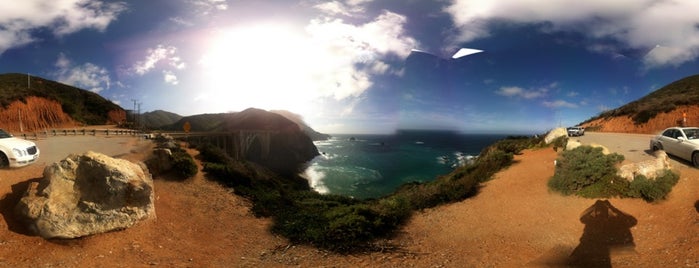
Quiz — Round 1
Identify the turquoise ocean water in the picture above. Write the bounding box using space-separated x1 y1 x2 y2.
303 131 509 199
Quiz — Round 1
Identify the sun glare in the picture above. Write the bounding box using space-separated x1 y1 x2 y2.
199 24 320 115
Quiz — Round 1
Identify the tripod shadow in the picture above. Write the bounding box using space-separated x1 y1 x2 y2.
568 200 637 267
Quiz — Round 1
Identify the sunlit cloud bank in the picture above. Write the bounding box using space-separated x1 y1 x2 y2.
445 0 699 69
197 10 417 114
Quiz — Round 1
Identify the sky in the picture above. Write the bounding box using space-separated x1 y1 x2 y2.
1 0 699 134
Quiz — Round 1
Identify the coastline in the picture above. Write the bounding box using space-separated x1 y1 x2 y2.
0 141 696 266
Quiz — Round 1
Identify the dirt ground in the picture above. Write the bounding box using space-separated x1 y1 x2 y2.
0 140 697 267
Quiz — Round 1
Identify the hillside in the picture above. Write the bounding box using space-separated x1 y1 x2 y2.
0 73 126 132
581 74 699 133
271 110 331 140
162 108 330 141
140 110 183 129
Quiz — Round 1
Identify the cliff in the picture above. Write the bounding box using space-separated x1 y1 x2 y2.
271 110 331 141
580 74 699 134
216 108 320 174
168 108 320 174
0 73 126 132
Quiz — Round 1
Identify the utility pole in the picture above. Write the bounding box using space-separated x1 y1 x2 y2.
137 102 142 130
27 73 30 89
131 99 138 129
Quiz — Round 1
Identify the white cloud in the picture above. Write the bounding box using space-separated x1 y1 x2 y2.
132 45 185 75
163 70 179 85
0 0 126 55
445 0 699 68
543 100 578 108
53 53 111 93
304 11 418 99
188 0 228 15
495 86 547 99
314 0 372 17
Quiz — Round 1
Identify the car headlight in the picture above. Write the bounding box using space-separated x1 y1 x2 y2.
12 148 27 157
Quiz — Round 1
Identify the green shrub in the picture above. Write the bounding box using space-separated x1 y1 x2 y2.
171 151 198 179
628 171 679 202
549 145 680 201
548 146 624 195
550 135 568 151
576 174 630 198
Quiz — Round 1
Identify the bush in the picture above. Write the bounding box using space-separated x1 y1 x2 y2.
171 151 198 179
628 171 679 202
549 145 680 201
550 135 568 151
548 146 624 195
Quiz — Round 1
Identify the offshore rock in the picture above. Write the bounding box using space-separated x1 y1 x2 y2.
15 151 155 239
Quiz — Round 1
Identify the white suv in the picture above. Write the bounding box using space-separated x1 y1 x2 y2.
0 129 40 168
567 127 585 137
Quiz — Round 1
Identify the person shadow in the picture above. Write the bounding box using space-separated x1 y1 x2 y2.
567 200 637 267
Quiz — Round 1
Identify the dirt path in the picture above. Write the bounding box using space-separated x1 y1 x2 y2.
0 140 697 267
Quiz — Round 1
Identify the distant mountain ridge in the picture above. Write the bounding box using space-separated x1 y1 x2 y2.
0 73 125 132
581 74 699 133
155 108 330 141
139 110 183 129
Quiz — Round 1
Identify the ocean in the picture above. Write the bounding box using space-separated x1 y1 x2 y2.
302 130 509 199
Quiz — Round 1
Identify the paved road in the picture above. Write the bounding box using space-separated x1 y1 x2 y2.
31 136 151 165
571 132 694 168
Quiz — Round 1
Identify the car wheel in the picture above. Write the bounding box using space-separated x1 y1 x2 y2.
0 153 8 168
693 152 699 168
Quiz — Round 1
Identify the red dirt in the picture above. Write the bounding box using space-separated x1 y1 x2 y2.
1 144 697 267
582 105 699 134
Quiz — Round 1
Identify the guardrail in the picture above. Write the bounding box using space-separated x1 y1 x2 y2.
16 129 143 140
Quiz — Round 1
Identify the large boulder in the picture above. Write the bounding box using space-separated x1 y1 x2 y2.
15 151 155 239
589 143 611 155
566 140 582 151
545 127 568 144
617 150 671 181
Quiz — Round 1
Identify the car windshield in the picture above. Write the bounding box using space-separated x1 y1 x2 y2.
0 129 12 139
683 128 699 139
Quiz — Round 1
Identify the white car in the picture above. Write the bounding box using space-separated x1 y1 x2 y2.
650 127 699 167
0 129 40 168
567 126 585 137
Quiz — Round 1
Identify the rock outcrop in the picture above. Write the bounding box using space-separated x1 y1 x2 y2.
218 108 320 175
0 96 76 132
617 150 671 181
566 140 582 151
15 151 155 239
545 127 568 144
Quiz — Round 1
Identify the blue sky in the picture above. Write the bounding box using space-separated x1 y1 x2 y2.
1 0 699 134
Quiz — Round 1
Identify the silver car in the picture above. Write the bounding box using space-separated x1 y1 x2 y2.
650 127 699 166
